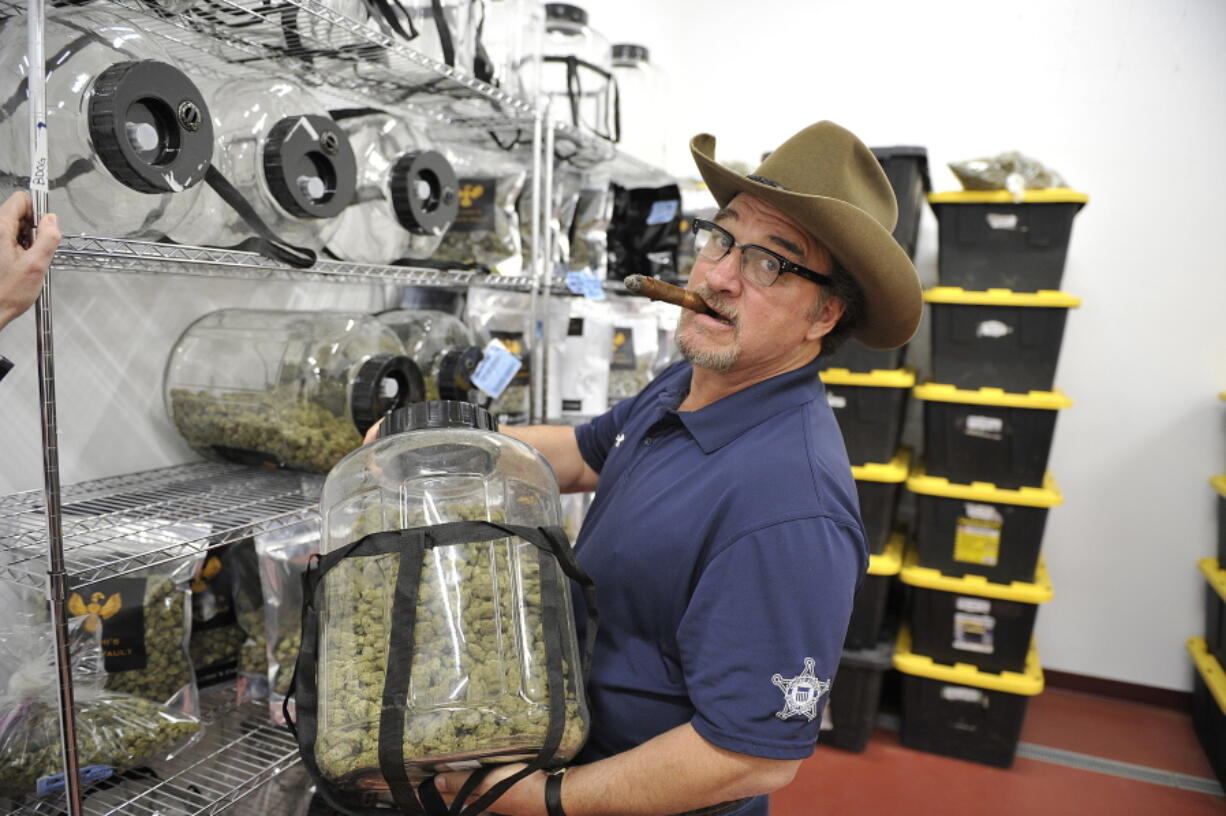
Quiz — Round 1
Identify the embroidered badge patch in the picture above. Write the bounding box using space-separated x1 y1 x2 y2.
772 658 831 721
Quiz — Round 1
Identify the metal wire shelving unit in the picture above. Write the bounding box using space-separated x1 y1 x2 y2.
2 0 675 812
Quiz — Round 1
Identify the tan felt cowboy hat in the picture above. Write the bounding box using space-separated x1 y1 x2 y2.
690 120 922 350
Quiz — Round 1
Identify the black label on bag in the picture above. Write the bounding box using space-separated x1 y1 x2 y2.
450 176 497 233
611 326 636 371
568 317 584 337
68 576 148 673
562 399 583 412
491 330 530 385
191 546 236 631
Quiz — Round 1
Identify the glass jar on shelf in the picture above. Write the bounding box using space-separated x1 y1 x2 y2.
476 0 545 100
376 309 486 403
540 3 614 140
611 43 668 168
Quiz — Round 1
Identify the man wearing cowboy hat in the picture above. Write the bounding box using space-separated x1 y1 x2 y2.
431 120 923 815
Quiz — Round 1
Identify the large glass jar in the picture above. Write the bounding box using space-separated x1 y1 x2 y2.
322 112 457 265
541 4 613 139
611 44 668 168
376 309 485 403
0 9 214 239
478 0 545 100
166 77 357 252
315 400 588 786
165 309 424 473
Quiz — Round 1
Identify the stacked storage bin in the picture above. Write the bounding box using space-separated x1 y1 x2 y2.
895 186 1087 767
817 147 929 752
1191 466 1226 787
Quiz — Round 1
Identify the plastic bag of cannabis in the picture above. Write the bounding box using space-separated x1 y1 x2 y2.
0 616 201 799
433 143 528 275
607 182 683 282
949 151 1068 200
254 512 322 726
465 286 535 425
188 542 246 689
221 539 268 704
519 165 584 273
603 296 660 407
547 297 613 419
569 170 614 278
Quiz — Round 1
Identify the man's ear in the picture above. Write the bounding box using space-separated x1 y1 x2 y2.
805 294 845 342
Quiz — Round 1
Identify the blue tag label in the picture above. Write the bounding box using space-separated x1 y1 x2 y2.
566 270 606 300
37 765 113 796
471 340 523 399
645 199 679 226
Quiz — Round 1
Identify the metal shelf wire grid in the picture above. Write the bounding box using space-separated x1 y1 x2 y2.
0 462 323 591
7 688 302 816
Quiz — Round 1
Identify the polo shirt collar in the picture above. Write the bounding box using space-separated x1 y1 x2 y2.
666 357 824 454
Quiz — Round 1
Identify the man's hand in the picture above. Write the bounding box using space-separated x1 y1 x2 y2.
0 191 60 331
363 416 384 445
435 763 549 816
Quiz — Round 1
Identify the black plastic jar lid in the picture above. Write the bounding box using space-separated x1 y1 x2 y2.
390 150 459 236
545 3 587 25
436 346 485 401
380 400 497 437
263 114 357 219
612 44 649 62
350 354 425 435
88 60 214 194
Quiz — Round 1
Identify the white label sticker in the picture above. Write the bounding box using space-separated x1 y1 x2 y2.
471 339 523 399
985 212 1019 230
964 502 1003 523
953 611 996 654
956 596 992 614
941 686 985 704
976 320 1014 339
826 393 847 409
964 414 1004 441
565 270 606 300
646 199 680 225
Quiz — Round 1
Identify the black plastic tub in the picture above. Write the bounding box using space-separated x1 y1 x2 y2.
845 532 904 650
872 146 930 260
1215 476 1226 566
821 368 915 467
818 341 907 375
823 637 895 753
1190 637 1226 789
1202 558 1226 672
852 448 910 556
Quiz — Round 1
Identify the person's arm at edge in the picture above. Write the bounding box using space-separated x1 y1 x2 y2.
437 720 800 816
0 191 61 332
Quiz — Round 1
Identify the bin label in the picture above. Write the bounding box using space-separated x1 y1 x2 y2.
826 392 847 409
956 596 992 614
940 686 985 704
954 516 1002 566
964 414 1004 441
976 320 1014 339
985 212 1020 231
953 611 996 654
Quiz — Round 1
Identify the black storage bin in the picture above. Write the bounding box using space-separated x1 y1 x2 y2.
845 532 903 650
1189 637 1226 789
821 368 915 467
818 341 907 375
895 626 1043 768
900 548 1052 674
822 637 895 752
853 448 910 555
926 288 1080 393
1201 558 1226 672
1214 476 1226 566
917 383 1071 490
928 189 1088 292
907 463 1061 584
871 146 930 260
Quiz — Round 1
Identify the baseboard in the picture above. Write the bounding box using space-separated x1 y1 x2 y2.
1044 669 1192 712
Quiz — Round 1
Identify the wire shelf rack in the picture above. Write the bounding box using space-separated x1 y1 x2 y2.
0 463 323 591
7 687 302 816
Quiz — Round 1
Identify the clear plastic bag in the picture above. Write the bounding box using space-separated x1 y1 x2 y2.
569 171 614 278
0 616 201 799
433 144 528 275
520 166 584 273
222 539 269 705
465 287 535 424
254 513 322 725
188 543 246 689
603 296 660 407
949 151 1068 199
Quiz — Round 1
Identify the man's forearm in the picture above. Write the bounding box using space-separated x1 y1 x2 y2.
560 723 801 816
501 424 599 494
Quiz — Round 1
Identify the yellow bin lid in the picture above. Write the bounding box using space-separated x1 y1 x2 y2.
913 382 1073 410
1199 558 1226 604
899 547 1054 603
923 287 1082 309
867 531 905 577
852 447 911 483
907 461 1063 508
820 367 917 388
928 189 1089 205
894 625 1044 695
1188 637 1226 716
1212 475 1226 500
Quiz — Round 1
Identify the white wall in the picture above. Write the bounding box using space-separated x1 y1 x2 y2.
0 0 1223 692
585 0 1226 692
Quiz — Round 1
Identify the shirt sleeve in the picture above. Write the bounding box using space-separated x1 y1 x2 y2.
675 516 865 759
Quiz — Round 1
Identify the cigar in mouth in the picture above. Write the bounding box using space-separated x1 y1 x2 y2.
622 275 713 315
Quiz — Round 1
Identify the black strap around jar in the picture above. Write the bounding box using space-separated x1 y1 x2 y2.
286 521 597 816
202 166 317 268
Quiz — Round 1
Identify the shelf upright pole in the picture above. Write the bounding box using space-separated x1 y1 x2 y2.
536 107 556 424
527 101 545 424
27 1 83 813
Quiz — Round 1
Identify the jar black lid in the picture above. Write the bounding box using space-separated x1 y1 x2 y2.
264 114 357 219
381 400 497 436
612 44 649 62
390 150 459 236
436 346 485 401
545 3 587 26
88 60 214 194
351 354 426 435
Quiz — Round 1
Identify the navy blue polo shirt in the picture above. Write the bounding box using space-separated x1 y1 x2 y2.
572 358 867 815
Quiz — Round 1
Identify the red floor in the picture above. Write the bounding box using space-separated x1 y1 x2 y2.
772 688 1224 815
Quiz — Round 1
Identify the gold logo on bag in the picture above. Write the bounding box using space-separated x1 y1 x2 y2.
68 591 123 633
459 183 486 207
191 555 223 593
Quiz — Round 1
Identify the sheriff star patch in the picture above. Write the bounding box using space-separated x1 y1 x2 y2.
772 658 831 721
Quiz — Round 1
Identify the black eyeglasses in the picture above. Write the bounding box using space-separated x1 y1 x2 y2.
690 218 831 288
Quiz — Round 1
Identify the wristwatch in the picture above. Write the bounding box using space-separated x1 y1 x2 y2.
545 767 567 816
